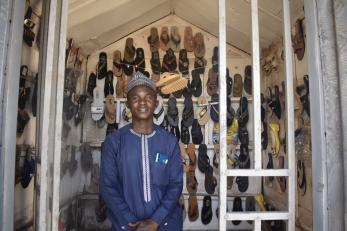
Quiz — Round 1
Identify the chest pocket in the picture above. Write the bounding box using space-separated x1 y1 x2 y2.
151 163 169 186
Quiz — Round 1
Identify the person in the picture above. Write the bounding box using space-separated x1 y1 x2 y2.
100 71 183 231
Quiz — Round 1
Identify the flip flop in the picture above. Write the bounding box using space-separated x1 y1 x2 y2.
277 156 286 192
194 56 207 75
197 96 209 125
266 152 274 184
232 197 243 225
187 143 196 172
198 144 209 173
269 122 280 157
210 93 219 122
153 96 165 125
116 75 126 98
237 96 249 128
245 196 256 224
243 65 252 95
233 74 243 97
186 171 198 195
123 38 135 76
160 26 170 51
238 126 249 145
167 96 179 127
161 48 177 73
207 68 218 96
180 121 190 144
150 51 161 75
204 165 217 194
188 195 199 221
191 70 202 97
147 27 160 52
184 26 194 52
179 49 189 75
292 19 305 61
226 68 233 96
191 119 203 144
236 176 249 193
105 95 116 124
134 47 146 73
212 46 219 72
112 50 123 77
17 109 30 137
104 70 114 97
179 143 190 172
97 52 107 79
170 26 181 52
182 97 194 127
193 32 205 58
87 72 97 97
201 196 213 225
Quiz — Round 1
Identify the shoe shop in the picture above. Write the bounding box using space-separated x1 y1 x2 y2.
1 0 347 231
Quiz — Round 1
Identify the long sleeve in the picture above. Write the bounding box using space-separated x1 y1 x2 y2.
99 135 137 229
151 141 183 225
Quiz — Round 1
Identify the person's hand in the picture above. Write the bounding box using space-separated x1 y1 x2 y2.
128 221 140 230
135 219 159 231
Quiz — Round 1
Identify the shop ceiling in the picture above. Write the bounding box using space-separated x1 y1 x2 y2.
67 0 303 55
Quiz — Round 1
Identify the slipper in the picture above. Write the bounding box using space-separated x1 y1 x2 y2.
277 156 286 192
123 38 135 76
87 72 97 97
244 65 252 95
238 126 249 145
194 56 207 75
207 68 219 96
161 48 177 73
201 196 213 225
237 96 249 128
160 26 170 51
150 51 161 75
191 119 203 144
112 50 123 77
167 96 179 127
237 144 250 169
153 96 165 125
182 97 194 127
105 95 116 124
17 109 30 137
197 96 209 125
74 95 87 126
233 74 243 97
266 152 274 183
268 86 282 119
269 122 280 157
236 176 249 193
179 143 190 172
292 19 305 61
134 47 146 73
80 142 93 173
204 165 217 194
188 195 199 221
187 143 196 172
91 87 104 121
116 75 126 98
179 49 189 75
186 171 198 196
161 77 188 95
191 69 202 97
245 196 256 224
184 26 194 52
147 27 160 52
97 52 107 79
179 194 187 221
182 79 193 99
212 46 219 72
104 70 114 97
198 144 209 173
20 156 35 188
156 72 180 87
232 197 243 225
193 32 205 58
181 121 190 144
226 68 233 96
262 121 268 150
170 26 181 52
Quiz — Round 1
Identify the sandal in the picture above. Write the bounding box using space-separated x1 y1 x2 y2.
193 32 205 58
269 122 280 157
243 65 252 95
197 144 209 173
233 74 243 97
182 97 194 127
161 48 177 73
201 196 213 225
232 197 243 225
184 26 194 52
204 165 217 194
197 96 209 125
186 171 198 195
112 50 123 77
150 51 161 75
180 143 190 172
207 68 218 96
134 48 146 73
147 27 160 52
104 70 114 97
277 156 286 192
188 195 199 221
160 26 170 51
191 119 203 144
179 49 189 75
191 70 202 97
97 52 107 79
170 26 181 52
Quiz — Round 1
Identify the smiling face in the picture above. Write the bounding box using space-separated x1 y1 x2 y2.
127 85 157 122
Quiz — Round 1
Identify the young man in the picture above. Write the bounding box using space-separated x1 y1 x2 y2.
100 72 183 231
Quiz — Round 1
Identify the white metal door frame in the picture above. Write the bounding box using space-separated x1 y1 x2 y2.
218 0 296 230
